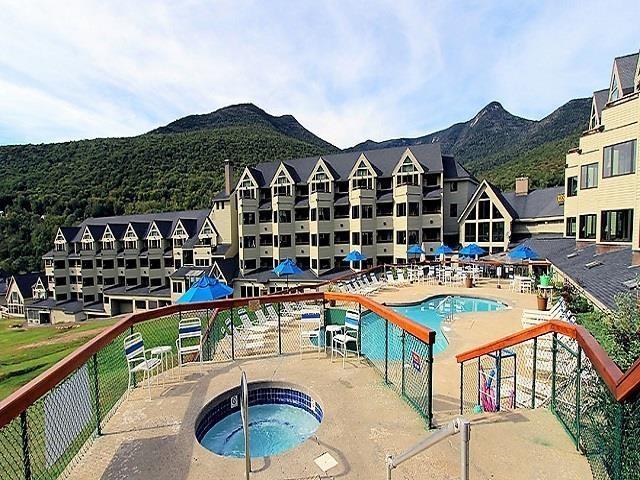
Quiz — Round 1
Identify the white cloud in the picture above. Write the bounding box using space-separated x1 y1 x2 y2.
0 0 638 147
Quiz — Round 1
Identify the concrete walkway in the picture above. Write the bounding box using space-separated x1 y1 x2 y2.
65 282 592 479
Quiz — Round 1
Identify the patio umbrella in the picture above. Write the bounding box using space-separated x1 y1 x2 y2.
177 275 233 303
407 244 426 263
344 250 367 271
459 243 487 260
273 258 303 290
508 245 539 261
434 244 453 263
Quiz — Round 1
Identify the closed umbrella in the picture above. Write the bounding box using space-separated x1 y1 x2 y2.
177 275 233 303
273 258 303 290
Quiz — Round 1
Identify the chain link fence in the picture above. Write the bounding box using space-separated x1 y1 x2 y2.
0 292 435 480
459 330 639 480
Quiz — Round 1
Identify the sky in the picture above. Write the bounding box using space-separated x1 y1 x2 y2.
0 0 638 149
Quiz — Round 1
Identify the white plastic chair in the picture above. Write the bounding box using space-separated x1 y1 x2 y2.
124 333 161 400
299 307 322 358
176 318 203 376
332 310 360 368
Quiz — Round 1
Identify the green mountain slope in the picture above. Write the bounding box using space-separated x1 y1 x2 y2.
350 98 591 189
0 106 337 273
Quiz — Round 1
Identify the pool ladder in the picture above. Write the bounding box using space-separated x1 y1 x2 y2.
241 371 251 479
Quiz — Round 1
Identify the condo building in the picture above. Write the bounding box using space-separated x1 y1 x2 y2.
228 144 478 295
564 51 640 249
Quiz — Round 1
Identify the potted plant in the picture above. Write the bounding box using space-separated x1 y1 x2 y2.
464 274 473 288
536 293 548 311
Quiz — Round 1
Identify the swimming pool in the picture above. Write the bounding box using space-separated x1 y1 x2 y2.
196 383 323 458
359 295 506 357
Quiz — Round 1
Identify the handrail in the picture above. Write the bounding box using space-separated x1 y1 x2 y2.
455 319 640 403
0 290 434 429
240 371 250 480
435 295 454 312
385 417 470 480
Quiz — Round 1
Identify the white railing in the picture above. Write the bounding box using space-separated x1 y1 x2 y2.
385 417 471 480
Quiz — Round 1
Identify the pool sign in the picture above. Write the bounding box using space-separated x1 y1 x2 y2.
411 351 422 372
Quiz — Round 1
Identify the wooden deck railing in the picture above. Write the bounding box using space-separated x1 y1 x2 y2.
455 319 640 402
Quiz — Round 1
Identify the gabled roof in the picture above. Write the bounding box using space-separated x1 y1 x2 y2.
458 180 517 222
593 89 609 118
84 224 106 241
237 144 449 188
614 52 639 95
59 227 80 242
105 223 128 240
213 257 239 283
8 272 46 299
442 155 476 181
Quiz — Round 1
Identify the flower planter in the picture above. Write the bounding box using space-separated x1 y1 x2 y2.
537 295 548 311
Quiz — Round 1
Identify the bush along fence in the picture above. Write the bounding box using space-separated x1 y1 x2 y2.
456 320 640 480
0 291 435 480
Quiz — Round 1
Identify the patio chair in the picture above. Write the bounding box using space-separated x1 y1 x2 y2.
238 308 270 333
176 318 203 376
256 308 278 328
396 271 411 286
227 317 265 353
124 333 161 400
299 307 322 358
332 309 360 368
266 303 295 324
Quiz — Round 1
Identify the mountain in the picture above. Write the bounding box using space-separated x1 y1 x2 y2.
149 103 336 151
0 104 337 273
350 98 591 189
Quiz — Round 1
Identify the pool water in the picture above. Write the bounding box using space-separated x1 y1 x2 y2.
359 295 505 357
200 404 320 457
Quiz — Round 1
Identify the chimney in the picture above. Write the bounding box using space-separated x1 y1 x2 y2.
224 159 233 196
515 177 529 196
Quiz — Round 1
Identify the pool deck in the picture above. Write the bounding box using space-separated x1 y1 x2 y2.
66 281 592 479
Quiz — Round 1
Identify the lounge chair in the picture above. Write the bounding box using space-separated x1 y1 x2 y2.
266 303 295 324
256 308 278 328
238 308 270 333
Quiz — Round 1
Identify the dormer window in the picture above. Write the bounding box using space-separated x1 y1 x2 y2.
352 161 374 190
272 172 292 197
610 74 620 101
237 175 256 200
396 157 420 186
311 170 331 193
589 103 599 129
172 221 188 248
123 225 139 250
54 230 67 252
81 229 95 251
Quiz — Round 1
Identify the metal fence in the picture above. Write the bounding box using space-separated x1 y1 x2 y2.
457 323 640 480
0 292 435 480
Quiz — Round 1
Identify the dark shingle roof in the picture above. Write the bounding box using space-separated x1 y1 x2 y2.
10 272 46 299
60 227 80 242
614 52 639 95
501 186 564 219
593 89 609 118
215 257 239 283
243 144 452 188
523 236 638 310
442 155 476 181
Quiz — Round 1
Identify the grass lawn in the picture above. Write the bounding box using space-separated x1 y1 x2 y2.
0 318 118 400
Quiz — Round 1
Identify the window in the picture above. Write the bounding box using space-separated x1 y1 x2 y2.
140 258 148 267
55 277 67 286
294 208 309 221
125 259 137 269
581 163 598 189
259 234 273 246
273 235 278 247
82 260 94 270
195 258 210 267
396 157 419 186
318 233 330 246
492 205 503 219
396 231 407 244
422 228 440 242
408 230 419 244
601 209 633 242
310 208 317 221
238 176 256 199
334 231 349 244
319 258 331 270
566 176 578 197
478 198 490 219
352 232 360 245
396 203 406 217
352 162 374 190
423 200 440 214
377 203 393 217
240 285 261 298
492 222 504 242
450 182 458 192
566 217 577 237
310 169 331 193
272 172 292 197
362 205 373 219
603 140 636 177
295 232 310 245
408 202 420 217
318 208 331 221
172 281 183 294
279 235 292 247
150 259 161 269
362 232 373 245
124 240 137 250
311 234 317 246
103 259 114 269
277 210 290 223
464 223 475 243
579 214 597 239
311 258 318 269
449 203 458 217
242 212 256 224
610 74 620 101
259 210 271 223
243 259 257 270
478 223 490 242
351 206 359 219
